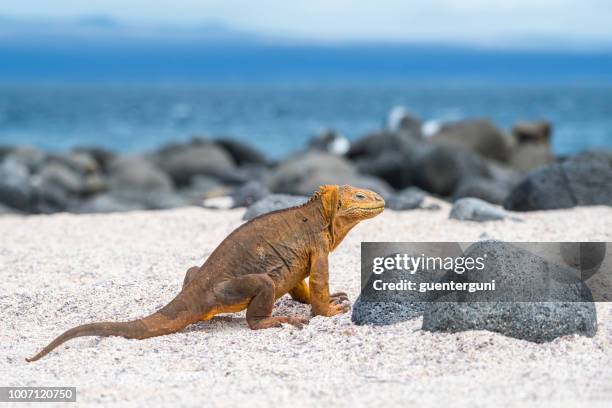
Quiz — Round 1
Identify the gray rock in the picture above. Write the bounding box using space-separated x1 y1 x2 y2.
0 156 33 211
70 194 146 213
1 152 99 213
352 246 462 325
422 241 597 342
509 121 554 173
352 301 424 326
452 161 524 205
215 138 267 165
346 131 426 192
347 131 416 161
563 151 612 205
106 188 190 211
560 242 607 281
243 194 308 221
353 140 427 190
0 202 23 215
431 119 512 163
308 129 350 155
512 121 552 144
504 164 574 211
32 163 88 212
177 175 226 205
509 143 555 172
303 172 393 200
155 140 236 186
351 269 427 326
412 145 489 196
354 151 407 188
33 186 68 213
37 163 85 195
189 175 225 194
453 177 511 205
229 164 269 184
504 150 612 211
424 301 596 343
268 152 354 195
101 156 185 210
7 146 46 172
385 106 422 138
82 174 109 196
0 146 11 161
49 152 99 175
108 156 173 193
486 160 524 189
73 146 116 172
137 191 190 210
231 181 270 208
385 187 426 210
450 198 507 222
267 151 393 198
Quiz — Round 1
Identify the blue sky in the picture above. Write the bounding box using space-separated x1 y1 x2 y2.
2 0 612 48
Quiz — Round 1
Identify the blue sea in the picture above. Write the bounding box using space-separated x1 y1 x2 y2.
2 41 612 157
1 82 611 157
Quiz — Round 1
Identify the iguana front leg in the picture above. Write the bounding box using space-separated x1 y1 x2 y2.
308 253 350 316
290 279 349 305
289 280 311 303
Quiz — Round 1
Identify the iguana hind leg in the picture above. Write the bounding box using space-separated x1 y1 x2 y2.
214 274 309 329
182 266 200 289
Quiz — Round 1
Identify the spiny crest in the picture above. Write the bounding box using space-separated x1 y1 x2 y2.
305 185 339 205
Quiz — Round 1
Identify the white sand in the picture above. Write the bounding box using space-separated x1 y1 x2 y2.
1 203 612 407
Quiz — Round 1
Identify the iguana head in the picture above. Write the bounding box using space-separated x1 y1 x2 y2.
317 184 385 249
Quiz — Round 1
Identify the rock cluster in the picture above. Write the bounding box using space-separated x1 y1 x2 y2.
352 241 598 342
1 110 609 215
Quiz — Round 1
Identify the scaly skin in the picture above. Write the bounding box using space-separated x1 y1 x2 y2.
26 184 385 362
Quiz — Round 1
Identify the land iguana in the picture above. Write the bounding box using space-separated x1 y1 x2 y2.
26 184 384 362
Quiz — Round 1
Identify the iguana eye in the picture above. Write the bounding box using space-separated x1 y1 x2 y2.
354 193 366 200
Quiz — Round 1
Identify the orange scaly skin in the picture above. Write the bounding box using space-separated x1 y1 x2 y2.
26 184 384 362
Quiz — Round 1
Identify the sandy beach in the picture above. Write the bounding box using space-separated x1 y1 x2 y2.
2 203 612 407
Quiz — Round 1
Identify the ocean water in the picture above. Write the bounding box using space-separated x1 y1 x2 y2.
0 82 611 157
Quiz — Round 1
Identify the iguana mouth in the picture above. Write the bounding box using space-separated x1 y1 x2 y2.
358 205 385 212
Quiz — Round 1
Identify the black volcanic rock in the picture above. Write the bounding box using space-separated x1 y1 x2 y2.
449 198 508 222
412 145 489 196
0 155 34 211
431 119 512 162
231 180 270 208
216 138 267 166
154 139 237 186
504 151 612 211
422 241 597 342
267 151 393 198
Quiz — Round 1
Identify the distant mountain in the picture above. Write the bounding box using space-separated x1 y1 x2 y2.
0 15 264 48
1 15 612 82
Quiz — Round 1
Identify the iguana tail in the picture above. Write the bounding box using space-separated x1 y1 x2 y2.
26 288 202 362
